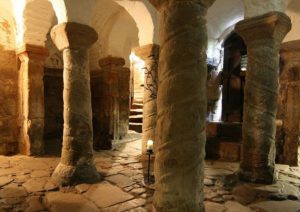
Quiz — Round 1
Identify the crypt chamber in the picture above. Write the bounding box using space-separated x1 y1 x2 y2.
0 0 300 211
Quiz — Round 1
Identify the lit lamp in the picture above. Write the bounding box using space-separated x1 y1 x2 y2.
146 140 154 184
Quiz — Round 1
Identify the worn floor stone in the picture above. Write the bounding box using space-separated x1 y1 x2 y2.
25 196 45 212
0 184 27 198
84 181 134 208
45 192 99 212
0 177 13 188
105 174 134 188
0 139 299 212
102 198 146 212
205 201 226 212
250 200 300 212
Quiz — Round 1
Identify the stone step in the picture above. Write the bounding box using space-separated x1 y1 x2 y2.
130 109 143 116
129 123 142 133
129 115 143 123
131 103 143 110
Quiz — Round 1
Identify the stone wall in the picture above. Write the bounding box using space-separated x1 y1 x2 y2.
0 46 19 155
43 68 63 153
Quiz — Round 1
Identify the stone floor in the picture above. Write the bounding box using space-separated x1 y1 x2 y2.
0 138 300 212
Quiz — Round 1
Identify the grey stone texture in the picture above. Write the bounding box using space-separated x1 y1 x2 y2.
134 44 159 155
279 39 300 166
149 0 216 211
50 22 100 185
235 12 291 184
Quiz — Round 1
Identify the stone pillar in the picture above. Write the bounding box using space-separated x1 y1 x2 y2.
16 44 48 155
149 1 215 211
134 44 159 154
94 57 126 150
279 40 300 166
235 12 291 183
118 67 130 138
50 22 100 185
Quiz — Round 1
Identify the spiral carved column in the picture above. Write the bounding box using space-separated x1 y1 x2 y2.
148 0 215 211
50 22 100 185
134 44 159 154
235 12 291 184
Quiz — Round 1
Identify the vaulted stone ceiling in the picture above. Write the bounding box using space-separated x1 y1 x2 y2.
1 0 300 66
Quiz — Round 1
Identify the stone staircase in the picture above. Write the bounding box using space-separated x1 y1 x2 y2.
129 100 143 133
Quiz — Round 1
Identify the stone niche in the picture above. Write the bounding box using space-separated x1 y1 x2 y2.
0 46 19 155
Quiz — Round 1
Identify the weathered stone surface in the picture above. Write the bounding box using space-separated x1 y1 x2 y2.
235 12 291 183
19 158 49 170
45 192 99 212
130 188 146 195
16 44 49 156
0 184 27 198
25 196 45 212
232 184 258 205
31 170 51 178
102 198 146 212
224 201 251 212
84 182 133 208
105 174 134 188
0 48 19 156
93 56 129 150
0 177 13 188
75 184 91 193
152 1 215 211
250 200 300 212
23 177 58 193
279 40 300 166
204 201 226 212
134 44 159 155
50 23 100 185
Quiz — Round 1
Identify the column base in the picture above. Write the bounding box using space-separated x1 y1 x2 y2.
238 166 276 184
52 162 100 185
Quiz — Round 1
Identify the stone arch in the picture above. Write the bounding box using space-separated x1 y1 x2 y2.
14 0 56 47
90 0 139 69
112 0 159 45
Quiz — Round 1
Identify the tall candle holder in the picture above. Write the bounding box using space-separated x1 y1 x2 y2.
146 140 154 184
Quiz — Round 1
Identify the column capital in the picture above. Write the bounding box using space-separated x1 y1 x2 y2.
98 56 125 68
148 0 215 11
134 44 160 60
16 44 49 61
51 22 98 51
235 12 291 44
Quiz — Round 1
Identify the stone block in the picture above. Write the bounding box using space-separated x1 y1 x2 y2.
219 142 240 162
206 122 218 137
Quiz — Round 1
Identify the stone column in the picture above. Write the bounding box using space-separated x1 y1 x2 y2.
16 44 48 155
95 57 125 150
148 1 215 211
118 67 130 138
279 40 300 166
134 44 159 154
50 22 100 185
235 12 291 183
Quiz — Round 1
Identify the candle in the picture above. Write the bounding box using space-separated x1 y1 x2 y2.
147 139 154 151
